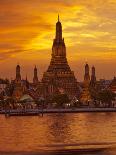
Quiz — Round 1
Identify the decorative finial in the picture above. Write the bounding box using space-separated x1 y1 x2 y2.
58 14 59 22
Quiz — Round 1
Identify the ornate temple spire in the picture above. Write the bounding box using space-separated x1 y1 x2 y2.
56 14 62 41
33 65 38 84
16 64 21 82
84 63 90 86
90 66 96 87
91 66 95 77
84 63 89 77
13 64 23 99
47 15 70 72
58 14 59 22
42 16 78 99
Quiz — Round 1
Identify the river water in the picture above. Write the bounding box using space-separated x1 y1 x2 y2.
0 113 116 155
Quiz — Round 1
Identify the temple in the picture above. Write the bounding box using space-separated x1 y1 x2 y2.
80 63 91 103
109 77 116 94
84 63 90 87
33 66 39 84
12 65 23 100
90 66 96 87
42 15 79 98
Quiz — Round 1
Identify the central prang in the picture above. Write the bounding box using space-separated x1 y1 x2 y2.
42 15 78 98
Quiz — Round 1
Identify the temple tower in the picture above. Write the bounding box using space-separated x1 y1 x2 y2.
90 66 96 87
13 64 23 100
33 66 38 84
84 63 90 86
46 15 70 72
56 15 62 42
80 63 91 103
42 15 78 98
15 64 21 83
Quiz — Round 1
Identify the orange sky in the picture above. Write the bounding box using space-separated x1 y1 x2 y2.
0 0 116 81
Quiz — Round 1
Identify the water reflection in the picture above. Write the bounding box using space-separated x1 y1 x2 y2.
0 113 116 154
48 114 72 143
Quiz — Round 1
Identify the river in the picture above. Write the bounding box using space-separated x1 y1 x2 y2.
0 113 116 155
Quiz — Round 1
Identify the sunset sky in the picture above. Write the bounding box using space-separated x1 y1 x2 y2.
0 0 116 81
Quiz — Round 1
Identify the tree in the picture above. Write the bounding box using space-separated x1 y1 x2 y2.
52 93 70 107
89 87 98 101
97 89 115 107
5 84 14 96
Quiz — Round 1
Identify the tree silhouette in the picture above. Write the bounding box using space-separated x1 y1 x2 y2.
98 89 115 107
52 93 70 107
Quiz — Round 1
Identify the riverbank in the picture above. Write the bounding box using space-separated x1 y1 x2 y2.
1 107 116 116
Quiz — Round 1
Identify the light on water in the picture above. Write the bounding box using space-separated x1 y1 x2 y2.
0 113 116 155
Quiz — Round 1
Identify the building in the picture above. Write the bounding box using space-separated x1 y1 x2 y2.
84 63 90 87
0 79 8 94
97 79 111 90
12 65 29 100
12 65 23 100
33 66 39 84
90 66 96 87
42 15 79 99
109 77 116 94
80 63 91 103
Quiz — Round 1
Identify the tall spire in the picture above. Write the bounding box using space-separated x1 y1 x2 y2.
84 63 90 86
16 64 21 82
47 15 69 72
42 15 78 99
33 65 38 84
90 66 96 87
85 63 89 76
56 14 62 41
92 66 95 76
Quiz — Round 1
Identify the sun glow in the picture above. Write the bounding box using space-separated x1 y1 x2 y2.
0 0 115 80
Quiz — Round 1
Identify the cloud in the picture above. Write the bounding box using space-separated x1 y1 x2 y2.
0 50 20 61
0 0 115 80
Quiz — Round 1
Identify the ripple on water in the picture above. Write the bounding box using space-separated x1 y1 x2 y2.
0 113 116 154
